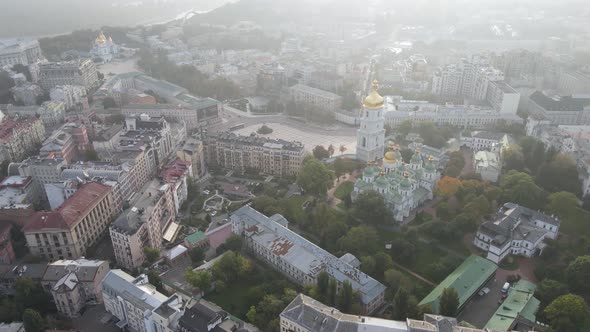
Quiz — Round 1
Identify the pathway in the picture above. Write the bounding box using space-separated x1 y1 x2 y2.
326 171 358 208
390 261 437 287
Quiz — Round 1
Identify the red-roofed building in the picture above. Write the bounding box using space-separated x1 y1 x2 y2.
23 182 119 260
0 117 45 163
160 158 192 213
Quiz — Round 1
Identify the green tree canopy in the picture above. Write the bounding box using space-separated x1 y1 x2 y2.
337 280 354 313
312 145 330 159
22 309 45 332
338 226 380 257
544 294 590 332
185 270 212 293
535 279 569 308
352 190 391 225
536 154 581 195
503 145 525 172
392 288 411 320
190 247 205 264
211 251 252 283
500 170 547 209
296 157 335 196
143 247 160 264
439 288 459 316
547 191 579 219
566 256 590 294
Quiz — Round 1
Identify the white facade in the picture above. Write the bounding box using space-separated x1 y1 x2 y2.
474 151 501 182
50 85 88 110
0 38 44 66
356 83 385 162
90 32 120 62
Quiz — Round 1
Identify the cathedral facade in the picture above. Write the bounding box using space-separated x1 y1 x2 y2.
356 80 385 162
90 32 120 62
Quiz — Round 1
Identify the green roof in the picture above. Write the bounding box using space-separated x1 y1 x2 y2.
484 280 540 331
419 255 498 314
185 231 206 245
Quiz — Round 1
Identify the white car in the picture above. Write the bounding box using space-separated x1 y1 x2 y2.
202 190 210 195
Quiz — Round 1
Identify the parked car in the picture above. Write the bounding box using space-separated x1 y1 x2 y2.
202 190 210 195
478 287 490 296
211 211 217 216
501 282 510 293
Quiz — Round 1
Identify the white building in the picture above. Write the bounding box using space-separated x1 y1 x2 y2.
101 270 184 332
356 81 385 162
90 32 120 63
0 38 43 66
289 84 342 112
474 150 501 182
39 60 99 92
486 81 520 114
473 203 560 263
461 131 512 152
50 85 88 110
353 144 440 222
231 206 386 315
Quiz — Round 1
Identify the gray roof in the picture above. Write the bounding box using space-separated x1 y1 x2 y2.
101 270 168 311
280 294 408 332
42 259 107 283
471 131 506 141
529 91 590 112
232 206 386 305
208 132 304 152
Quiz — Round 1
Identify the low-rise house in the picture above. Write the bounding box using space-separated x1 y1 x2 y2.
474 150 502 182
461 131 512 152
473 203 560 263
41 259 110 318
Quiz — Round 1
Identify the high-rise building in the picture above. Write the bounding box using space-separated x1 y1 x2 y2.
39 60 99 92
356 80 385 162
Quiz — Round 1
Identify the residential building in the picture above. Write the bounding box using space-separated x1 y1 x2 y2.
0 224 16 264
176 138 205 178
281 294 491 332
41 259 110 318
102 270 184 332
92 124 124 155
0 38 43 66
40 129 76 164
0 263 47 296
204 132 305 177
43 179 83 210
90 32 120 63
39 60 99 92
121 101 219 130
474 151 502 182
308 71 344 92
461 131 512 152
557 70 590 95
356 80 385 162
353 144 440 222
10 157 67 204
63 161 134 202
473 203 560 263
486 81 520 114
1 101 66 127
22 182 118 260
178 300 257 332
419 255 497 314
109 179 176 270
289 84 342 112
485 280 540 331
123 114 174 167
231 206 386 314
528 91 590 125
160 158 192 213
50 85 88 110
0 116 46 163
10 83 43 106
111 148 158 195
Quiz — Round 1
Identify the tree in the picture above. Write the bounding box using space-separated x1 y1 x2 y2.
185 270 212 294
439 288 459 316
398 120 413 138
327 277 338 306
317 271 330 301
360 256 376 275
384 269 412 296
338 226 379 256
339 144 347 155
544 294 589 332
536 154 581 195
374 252 394 279
211 251 252 283
500 171 547 210
0 72 15 104
435 176 463 198
392 288 411 319
143 247 160 264
312 145 330 159
22 309 45 332
103 97 118 109
296 158 335 197
256 125 273 135
503 145 525 171
190 247 205 264
547 191 579 219
436 202 452 221
352 190 390 225
337 280 353 313
85 148 100 161
566 256 590 294
327 144 335 157
535 279 569 308
147 270 163 292
15 278 50 314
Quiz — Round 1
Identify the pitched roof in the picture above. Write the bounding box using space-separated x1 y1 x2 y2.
419 256 497 313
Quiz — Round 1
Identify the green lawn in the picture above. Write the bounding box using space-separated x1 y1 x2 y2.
333 181 354 200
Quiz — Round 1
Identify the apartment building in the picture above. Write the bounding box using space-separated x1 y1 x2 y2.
204 132 305 177
122 114 174 167
1 101 66 127
0 38 44 66
102 270 184 332
280 294 488 332
289 84 342 112
40 129 76 164
112 148 158 195
92 124 124 155
50 85 88 110
231 206 386 315
10 157 67 204
39 60 99 92
473 203 560 263
110 179 176 270
528 91 590 125
41 259 110 318
160 158 192 213
486 81 520 114
176 138 206 178
10 83 43 106
22 182 118 260
0 117 46 163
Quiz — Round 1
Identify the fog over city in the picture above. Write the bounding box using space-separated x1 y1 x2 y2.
0 0 590 331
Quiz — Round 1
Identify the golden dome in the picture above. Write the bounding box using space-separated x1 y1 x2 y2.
95 32 107 44
384 142 396 163
363 80 384 110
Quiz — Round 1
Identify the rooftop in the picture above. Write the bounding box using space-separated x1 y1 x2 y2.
530 90 590 112
419 255 497 313
209 131 304 152
474 151 501 171
160 158 191 183
484 280 539 331
23 182 111 232
290 84 342 99
184 231 207 245
101 269 169 311
0 117 41 143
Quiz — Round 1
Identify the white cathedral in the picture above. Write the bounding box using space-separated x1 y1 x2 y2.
90 32 120 62
353 81 440 223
